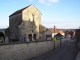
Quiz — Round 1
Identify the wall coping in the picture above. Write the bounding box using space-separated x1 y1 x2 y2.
0 40 53 46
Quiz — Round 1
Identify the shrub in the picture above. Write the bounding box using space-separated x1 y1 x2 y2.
0 40 3 43
0 32 4 37
0 32 5 41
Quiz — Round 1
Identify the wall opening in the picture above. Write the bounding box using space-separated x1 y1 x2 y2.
28 34 32 41
33 34 36 40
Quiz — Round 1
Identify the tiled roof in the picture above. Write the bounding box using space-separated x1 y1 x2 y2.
55 33 63 36
9 4 42 17
9 5 31 17
59 30 64 35
49 28 59 33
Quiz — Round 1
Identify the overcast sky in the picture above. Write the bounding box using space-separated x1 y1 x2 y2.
0 0 80 29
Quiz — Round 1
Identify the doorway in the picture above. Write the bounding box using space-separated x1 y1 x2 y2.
33 34 36 40
28 34 32 41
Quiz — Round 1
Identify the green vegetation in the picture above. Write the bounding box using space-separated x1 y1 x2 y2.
0 40 3 43
0 32 5 42
0 32 4 37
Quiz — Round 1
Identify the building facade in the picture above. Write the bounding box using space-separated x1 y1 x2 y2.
9 4 46 42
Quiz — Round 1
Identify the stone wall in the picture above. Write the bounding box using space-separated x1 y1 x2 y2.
20 20 39 41
22 5 41 40
39 24 46 40
0 39 65 60
9 5 42 41
9 13 22 40
61 39 65 44
75 29 80 49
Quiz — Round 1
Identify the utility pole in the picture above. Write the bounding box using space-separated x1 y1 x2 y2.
54 26 55 50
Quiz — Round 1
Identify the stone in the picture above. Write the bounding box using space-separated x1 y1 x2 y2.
24 37 29 42
19 37 22 42
27 38 29 42
32 38 35 41
19 35 24 42
78 42 80 50
9 4 46 42
5 37 9 43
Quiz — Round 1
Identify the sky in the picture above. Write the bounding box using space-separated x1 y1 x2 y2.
0 0 80 29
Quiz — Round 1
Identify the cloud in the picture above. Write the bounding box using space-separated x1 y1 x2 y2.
39 0 46 3
38 0 59 6
46 3 51 6
48 0 59 3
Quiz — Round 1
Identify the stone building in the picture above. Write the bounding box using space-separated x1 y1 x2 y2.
75 29 80 49
9 4 46 42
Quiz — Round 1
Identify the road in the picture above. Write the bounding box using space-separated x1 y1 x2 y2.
29 39 79 60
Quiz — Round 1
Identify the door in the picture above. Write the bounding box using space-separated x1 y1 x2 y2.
28 34 32 41
33 34 36 40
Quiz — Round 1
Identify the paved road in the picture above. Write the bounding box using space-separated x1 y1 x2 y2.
29 39 79 60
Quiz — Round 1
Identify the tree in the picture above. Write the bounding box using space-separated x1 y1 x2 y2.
0 32 5 41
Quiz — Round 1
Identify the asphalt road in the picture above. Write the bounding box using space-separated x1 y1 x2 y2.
29 39 79 60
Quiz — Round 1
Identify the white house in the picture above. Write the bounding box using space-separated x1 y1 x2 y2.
45 28 58 40
58 30 65 37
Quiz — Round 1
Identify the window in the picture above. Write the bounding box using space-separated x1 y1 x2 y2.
32 14 34 22
30 14 34 22
30 14 33 22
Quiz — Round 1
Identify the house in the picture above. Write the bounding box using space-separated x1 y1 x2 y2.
45 28 52 40
69 30 76 38
9 4 46 42
45 28 65 40
54 29 65 39
45 28 59 40
49 28 59 37
55 33 63 39
58 30 65 37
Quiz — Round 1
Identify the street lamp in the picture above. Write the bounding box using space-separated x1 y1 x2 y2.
54 26 55 50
